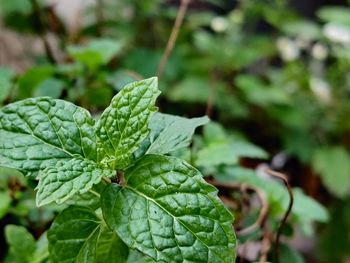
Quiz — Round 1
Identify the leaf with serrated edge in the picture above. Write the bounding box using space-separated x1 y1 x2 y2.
36 157 114 206
146 113 209 155
0 97 97 178
102 154 236 263
47 206 101 263
96 77 160 169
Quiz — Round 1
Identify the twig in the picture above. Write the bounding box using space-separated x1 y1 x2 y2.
206 179 269 236
237 185 269 236
156 0 190 79
259 229 271 262
95 0 104 36
265 168 294 263
29 0 56 64
205 74 216 117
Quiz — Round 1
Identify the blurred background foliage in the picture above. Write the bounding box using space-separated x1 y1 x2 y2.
1 0 350 262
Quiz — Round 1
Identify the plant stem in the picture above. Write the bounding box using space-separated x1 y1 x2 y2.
89 189 101 198
29 0 57 64
207 179 270 236
156 0 190 79
102 176 112 184
265 168 294 263
95 0 104 36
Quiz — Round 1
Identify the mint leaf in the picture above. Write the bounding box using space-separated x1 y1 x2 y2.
96 224 129 262
0 97 97 178
102 154 236 263
48 206 101 263
145 113 209 155
36 157 114 206
127 250 158 263
96 77 160 169
5 225 36 263
65 184 105 209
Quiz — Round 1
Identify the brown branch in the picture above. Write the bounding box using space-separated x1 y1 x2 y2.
205 74 216 117
95 0 104 36
237 185 269 236
29 0 56 64
265 168 294 263
156 0 190 79
259 229 271 262
207 179 269 236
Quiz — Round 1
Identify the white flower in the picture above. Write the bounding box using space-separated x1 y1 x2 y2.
311 43 329 60
323 23 350 46
211 16 228 33
309 77 332 104
276 37 300 61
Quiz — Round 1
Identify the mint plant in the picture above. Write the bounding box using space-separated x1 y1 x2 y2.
0 77 236 263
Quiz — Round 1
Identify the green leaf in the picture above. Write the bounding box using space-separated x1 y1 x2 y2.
317 6 350 26
313 146 350 197
68 39 124 70
5 225 36 263
292 188 329 223
96 224 129 263
34 78 65 99
196 143 240 166
0 190 11 219
235 74 290 107
18 66 54 98
140 112 209 155
280 244 305 263
32 232 50 263
127 250 158 263
282 20 322 40
196 141 267 167
0 67 14 104
96 77 160 169
36 157 114 206
65 184 105 209
48 206 101 263
102 154 236 263
0 97 97 178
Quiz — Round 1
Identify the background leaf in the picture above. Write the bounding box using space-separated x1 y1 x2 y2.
5 225 36 263
313 146 350 197
143 112 209 155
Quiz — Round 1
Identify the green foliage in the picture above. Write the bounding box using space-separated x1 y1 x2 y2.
0 78 235 262
1 0 348 261
67 39 124 70
36 157 114 206
102 155 236 263
143 113 209 155
313 146 350 197
0 97 97 178
96 77 160 169
5 225 36 263
5 225 49 263
0 67 14 104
